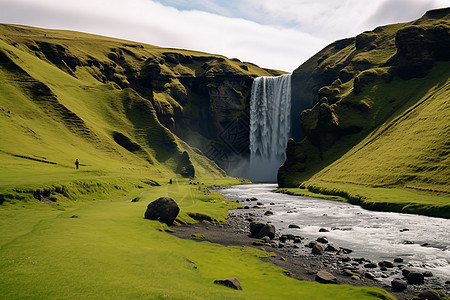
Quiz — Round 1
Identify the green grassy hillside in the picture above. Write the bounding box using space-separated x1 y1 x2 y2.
0 24 396 299
0 23 283 194
278 8 450 217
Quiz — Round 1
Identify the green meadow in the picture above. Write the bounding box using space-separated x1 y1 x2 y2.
0 181 395 300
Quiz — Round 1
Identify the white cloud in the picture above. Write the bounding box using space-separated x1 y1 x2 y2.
0 0 447 71
0 0 327 71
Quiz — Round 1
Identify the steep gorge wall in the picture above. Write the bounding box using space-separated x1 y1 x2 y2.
279 8 450 191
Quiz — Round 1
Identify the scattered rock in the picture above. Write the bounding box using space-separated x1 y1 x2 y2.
315 270 337 284
378 261 394 268
364 263 377 268
319 228 329 232
341 257 351 262
400 228 410 232
407 271 425 284
293 237 302 243
391 278 407 291
316 236 328 244
365 272 376 280
264 210 274 216
338 247 353 254
144 197 180 225
214 278 242 290
325 244 338 252
402 267 419 277
257 224 276 239
249 222 266 235
351 275 361 281
312 243 325 255
413 290 448 300
288 224 300 228
342 269 354 277
131 197 139 202
71 215 79 218
394 258 404 263
423 271 433 277
261 236 271 243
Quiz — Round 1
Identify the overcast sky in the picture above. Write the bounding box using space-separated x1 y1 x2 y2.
0 0 447 71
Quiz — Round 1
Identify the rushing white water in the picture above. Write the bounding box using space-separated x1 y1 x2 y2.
220 184 450 284
249 74 291 182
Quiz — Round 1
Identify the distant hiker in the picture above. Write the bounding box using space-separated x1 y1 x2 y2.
75 159 79 169
169 178 172 184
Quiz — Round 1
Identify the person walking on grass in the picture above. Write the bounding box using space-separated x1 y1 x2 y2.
75 159 79 169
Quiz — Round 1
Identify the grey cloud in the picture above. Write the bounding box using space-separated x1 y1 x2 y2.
365 0 445 27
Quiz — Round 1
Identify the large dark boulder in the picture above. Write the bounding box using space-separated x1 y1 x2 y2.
144 197 180 225
257 224 276 239
249 221 266 236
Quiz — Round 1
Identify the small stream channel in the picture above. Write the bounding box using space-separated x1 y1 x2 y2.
219 184 450 284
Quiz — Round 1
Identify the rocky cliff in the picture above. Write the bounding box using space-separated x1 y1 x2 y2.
279 7 450 193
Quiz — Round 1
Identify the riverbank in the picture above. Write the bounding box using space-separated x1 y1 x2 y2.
278 182 450 219
171 207 449 300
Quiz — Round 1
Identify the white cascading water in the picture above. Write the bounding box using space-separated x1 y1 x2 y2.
249 74 291 182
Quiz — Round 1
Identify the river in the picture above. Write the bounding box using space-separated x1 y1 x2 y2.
219 184 450 283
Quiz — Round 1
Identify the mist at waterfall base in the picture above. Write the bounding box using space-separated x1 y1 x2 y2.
244 74 292 182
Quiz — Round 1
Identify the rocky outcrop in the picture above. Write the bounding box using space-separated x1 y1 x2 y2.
177 151 195 178
279 8 450 188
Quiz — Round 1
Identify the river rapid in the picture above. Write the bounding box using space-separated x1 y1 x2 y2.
219 184 450 283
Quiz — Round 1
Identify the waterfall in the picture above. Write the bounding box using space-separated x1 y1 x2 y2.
249 74 291 182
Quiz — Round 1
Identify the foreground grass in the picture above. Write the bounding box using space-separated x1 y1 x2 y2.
279 181 450 219
0 181 394 300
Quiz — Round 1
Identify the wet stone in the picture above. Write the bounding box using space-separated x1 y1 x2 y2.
391 279 407 291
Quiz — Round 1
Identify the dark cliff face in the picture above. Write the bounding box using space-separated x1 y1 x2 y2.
279 7 450 187
2 26 284 173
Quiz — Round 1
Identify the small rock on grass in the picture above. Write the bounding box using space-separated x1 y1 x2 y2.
214 278 242 290
185 258 197 269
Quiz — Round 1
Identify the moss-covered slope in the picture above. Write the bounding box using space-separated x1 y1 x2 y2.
0 24 283 183
0 23 284 191
279 9 449 198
